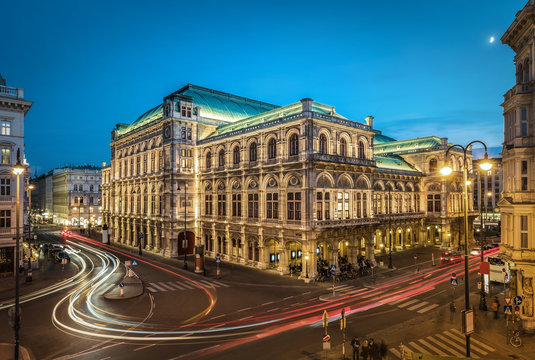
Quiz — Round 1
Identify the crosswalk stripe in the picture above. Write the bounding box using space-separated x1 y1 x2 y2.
452 330 495 352
180 282 195 289
435 334 469 356
389 348 401 358
346 288 366 295
448 329 489 355
389 297 407 305
158 282 176 291
398 299 420 308
426 336 463 357
199 280 218 287
166 282 185 290
418 339 448 356
408 341 427 354
149 283 167 292
211 280 230 287
417 303 439 313
407 301 429 311
443 330 487 356
146 287 157 292
335 285 352 291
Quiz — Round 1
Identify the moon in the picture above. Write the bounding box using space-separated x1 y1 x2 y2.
490 36 495 43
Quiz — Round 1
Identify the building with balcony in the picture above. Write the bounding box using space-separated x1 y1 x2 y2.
31 166 102 229
101 84 474 279
0 74 31 277
500 0 535 330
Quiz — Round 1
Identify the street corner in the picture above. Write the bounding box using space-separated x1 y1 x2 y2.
0 343 35 360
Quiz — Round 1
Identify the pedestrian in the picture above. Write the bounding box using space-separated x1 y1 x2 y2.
369 338 378 360
449 301 456 322
492 296 500 319
379 340 387 360
361 338 369 360
351 336 360 360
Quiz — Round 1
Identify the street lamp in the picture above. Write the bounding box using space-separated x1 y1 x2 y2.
177 183 187 270
12 150 24 360
440 141 492 358
388 185 393 269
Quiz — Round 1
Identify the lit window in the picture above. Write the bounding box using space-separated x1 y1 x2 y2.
1 121 11 135
1 148 10 165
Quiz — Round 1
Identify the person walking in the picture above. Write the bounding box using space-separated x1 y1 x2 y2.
492 297 500 319
379 340 388 360
361 338 369 360
449 301 456 322
351 337 360 360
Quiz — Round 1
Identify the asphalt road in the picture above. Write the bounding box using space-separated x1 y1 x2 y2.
0 229 502 360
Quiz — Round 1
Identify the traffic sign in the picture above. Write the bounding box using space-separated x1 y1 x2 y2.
514 296 523 305
504 297 512 305
515 305 520 312
451 278 458 286
216 256 221 263
330 264 336 270
504 305 513 315
119 282 125 288
131 260 138 266
125 260 132 266
323 334 331 343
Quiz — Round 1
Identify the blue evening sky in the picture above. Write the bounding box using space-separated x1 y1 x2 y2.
0 0 526 174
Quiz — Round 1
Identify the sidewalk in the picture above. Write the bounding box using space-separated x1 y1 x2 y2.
0 343 34 360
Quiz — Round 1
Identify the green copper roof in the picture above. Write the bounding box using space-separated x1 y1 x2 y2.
374 133 397 144
375 154 420 173
117 84 279 136
180 85 278 122
374 136 443 154
211 101 348 137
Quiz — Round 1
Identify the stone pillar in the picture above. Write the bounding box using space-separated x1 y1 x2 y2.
126 219 131 245
278 244 288 275
146 220 152 250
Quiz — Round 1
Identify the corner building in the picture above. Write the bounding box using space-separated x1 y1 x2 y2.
102 84 474 279
500 0 535 331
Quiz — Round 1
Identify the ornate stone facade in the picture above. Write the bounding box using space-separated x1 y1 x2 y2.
102 84 474 280
500 0 535 331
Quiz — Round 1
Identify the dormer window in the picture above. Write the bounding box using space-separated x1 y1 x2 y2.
181 105 192 118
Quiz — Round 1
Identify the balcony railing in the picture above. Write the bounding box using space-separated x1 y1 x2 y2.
374 212 426 220
504 83 532 102
314 217 379 228
309 153 376 167
0 195 14 202
0 85 24 99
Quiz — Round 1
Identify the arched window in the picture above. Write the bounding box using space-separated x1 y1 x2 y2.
289 133 299 156
319 134 327 154
340 138 347 157
233 146 240 165
249 142 257 162
206 152 212 169
358 141 366 159
429 158 437 173
218 149 225 167
268 138 277 159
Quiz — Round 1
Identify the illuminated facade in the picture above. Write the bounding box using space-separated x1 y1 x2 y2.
0 74 31 276
102 84 474 278
500 0 535 330
32 166 102 228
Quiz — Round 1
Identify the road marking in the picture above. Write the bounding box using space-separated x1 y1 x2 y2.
169 345 220 360
398 299 419 308
389 297 407 305
237 307 251 312
146 287 157 292
407 301 429 311
240 315 253 320
148 282 167 292
166 282 185 290
261 301 274 306
426 336 463 357
266 307 279 312
211 280 229 287
158 282 176 291
418 339 448 356
282 296 293 300
435 334 466 354
179 282 195 289
447 329 489 355
417 304 439 313
408 341 428 354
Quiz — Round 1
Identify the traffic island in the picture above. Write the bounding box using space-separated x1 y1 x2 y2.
104 270 144 300
0 343 34 360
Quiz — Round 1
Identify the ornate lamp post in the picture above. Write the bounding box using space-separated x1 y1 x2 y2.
12 150 24 360
27 183 34 268
440 141 492 357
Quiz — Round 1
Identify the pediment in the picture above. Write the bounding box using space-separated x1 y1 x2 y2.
497 197 513 206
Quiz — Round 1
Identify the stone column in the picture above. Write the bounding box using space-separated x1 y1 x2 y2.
278 243 288 275
126 219 131 245
146 220 152 250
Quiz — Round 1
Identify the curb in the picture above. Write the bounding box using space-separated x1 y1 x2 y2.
103 269 144 300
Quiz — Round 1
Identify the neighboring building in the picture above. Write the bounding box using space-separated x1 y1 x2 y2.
102 84 475 278
0 74 31 277
500 0 535 330
473 157 503 225
31 166 102 228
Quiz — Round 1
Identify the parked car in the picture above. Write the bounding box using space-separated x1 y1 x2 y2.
441 250 462 264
